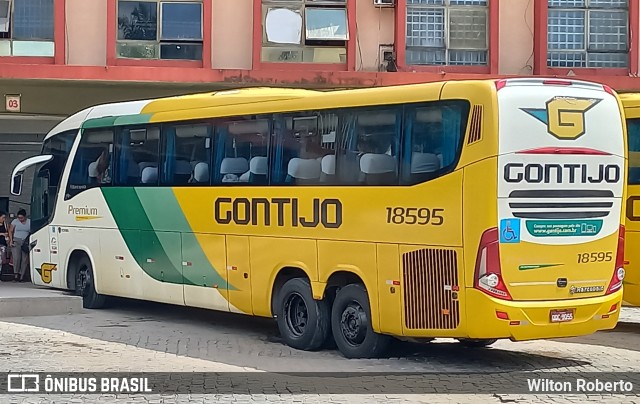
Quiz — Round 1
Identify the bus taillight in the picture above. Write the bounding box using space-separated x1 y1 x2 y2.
474 228 513 300
606 225 626 295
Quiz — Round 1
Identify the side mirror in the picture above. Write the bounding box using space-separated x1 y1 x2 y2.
11 172 23 196
10 155 54 196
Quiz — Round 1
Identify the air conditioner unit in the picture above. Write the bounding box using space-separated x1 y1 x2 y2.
373 0 394 8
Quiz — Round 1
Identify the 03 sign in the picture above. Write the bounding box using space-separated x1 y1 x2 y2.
5 95 21 112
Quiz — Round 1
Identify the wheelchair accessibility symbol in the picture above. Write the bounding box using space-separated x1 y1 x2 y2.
500 218 521 243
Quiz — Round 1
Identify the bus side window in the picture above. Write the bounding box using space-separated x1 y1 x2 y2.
213 118 270 185
271 112 337 186
401 101 470 186
114 126 160 186
65 129 114 200
161 123 213 186
335 107 401 186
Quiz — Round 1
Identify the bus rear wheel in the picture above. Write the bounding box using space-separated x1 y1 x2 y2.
331 284 391 359
457 338 497 348
75 256 106 309
276 278 331 351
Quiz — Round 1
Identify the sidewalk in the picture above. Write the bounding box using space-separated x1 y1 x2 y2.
0 282 83 317
619 305 640 324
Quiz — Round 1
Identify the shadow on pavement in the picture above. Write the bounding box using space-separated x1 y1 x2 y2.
3 295 592 372
551 321 640 352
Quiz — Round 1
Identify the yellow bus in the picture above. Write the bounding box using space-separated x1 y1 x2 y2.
12 78 627 359
619 93 640 306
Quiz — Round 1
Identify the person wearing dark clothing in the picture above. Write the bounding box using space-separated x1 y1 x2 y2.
0 212 9 270
9 209 30 282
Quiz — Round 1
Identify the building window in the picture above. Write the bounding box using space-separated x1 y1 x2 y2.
405 0 488 66
0 0 54 57
117 0 203 61
547 0 628 68
261 0 348 64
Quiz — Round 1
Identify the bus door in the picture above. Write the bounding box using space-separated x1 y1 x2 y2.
31 165 63 287
30 161 67 288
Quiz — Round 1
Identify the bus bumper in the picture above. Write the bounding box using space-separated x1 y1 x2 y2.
465 289 623 341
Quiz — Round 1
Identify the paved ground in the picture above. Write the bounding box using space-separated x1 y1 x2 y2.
1 284 639 403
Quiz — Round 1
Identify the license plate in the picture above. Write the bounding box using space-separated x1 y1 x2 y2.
550 309 574 323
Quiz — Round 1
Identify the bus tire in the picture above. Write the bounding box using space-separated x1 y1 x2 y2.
331 284 391 359
76 256 106 309
457 338 497 348
276 278 330 351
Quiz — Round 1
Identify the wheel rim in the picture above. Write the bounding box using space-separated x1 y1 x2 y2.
77 264 90 297
340 301 368 347
284 292 308 337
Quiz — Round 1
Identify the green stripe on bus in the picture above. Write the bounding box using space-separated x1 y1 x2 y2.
135 188 232 289
81 114 152 130
114 114 153 126
82 116 118 129
102 187 186 285
101 187 232 290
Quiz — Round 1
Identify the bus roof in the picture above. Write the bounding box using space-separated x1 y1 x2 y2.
44 88 323 140
619 93 640 108
45 98 157 140
45 78 614 139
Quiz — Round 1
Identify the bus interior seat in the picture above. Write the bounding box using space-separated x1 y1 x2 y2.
360 153 397 185
220 157 249 183
141 166 158 184
248 156 268 184
287 158 322 185
411 152 440 172
410 152 441 182
630 167 640 183
174 160 192 184
138 161 157 176
193 162 209 183
320 154 336 183
240 156 268 183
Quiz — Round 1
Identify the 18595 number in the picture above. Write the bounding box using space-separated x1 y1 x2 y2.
386 207 444 225
577 252 613 263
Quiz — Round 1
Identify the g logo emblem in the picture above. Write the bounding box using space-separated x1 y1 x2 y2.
522 97 601 140
36 263 57 284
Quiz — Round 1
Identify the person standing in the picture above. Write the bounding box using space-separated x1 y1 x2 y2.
8 209 30 282
0 212 8 270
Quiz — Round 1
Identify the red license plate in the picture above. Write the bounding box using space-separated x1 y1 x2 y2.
550 309 574 323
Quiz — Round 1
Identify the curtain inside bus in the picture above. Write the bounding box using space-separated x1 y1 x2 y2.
163 126 177 184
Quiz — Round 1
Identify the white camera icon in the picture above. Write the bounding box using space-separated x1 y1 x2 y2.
7 374 40 392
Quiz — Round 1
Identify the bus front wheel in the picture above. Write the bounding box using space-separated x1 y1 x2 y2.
276 278 331 351
331 284 391 359
75 256 106 309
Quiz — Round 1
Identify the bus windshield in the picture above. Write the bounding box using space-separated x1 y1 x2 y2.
31 131 78 232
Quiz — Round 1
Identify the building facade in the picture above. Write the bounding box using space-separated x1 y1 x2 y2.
1 0 639 211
